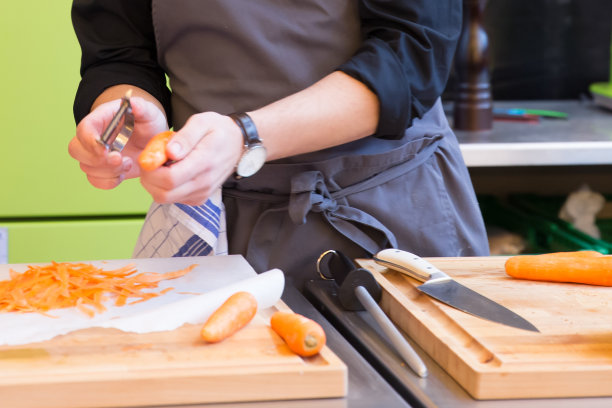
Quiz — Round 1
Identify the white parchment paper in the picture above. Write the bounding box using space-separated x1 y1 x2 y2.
0 255 285 346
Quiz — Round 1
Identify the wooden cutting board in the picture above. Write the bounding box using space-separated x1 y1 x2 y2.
357 256 612 400
0 256 347 407
0 303 346 408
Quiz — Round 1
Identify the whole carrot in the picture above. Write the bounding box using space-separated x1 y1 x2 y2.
505 251 612 286
200 291 258 343
270 311 326 357
138 130 175 171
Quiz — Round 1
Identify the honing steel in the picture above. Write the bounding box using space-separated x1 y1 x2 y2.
318 250 428 377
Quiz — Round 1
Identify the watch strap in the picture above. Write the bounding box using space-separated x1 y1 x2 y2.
229 112 262 147
230 112 266 179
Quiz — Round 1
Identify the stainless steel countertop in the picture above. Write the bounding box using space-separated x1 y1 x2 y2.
449 100 612 167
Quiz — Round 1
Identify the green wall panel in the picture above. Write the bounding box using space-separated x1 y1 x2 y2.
0 2 151 217
1 218 146 264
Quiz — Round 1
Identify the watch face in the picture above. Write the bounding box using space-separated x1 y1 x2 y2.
237 145 267 177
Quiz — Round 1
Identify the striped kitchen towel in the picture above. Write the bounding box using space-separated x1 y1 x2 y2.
133 188 228 259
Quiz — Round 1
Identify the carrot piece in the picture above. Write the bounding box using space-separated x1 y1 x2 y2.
132 267 194 284
270 311 326 357
200 291 258 343
138 130 175 171
505 251 612 286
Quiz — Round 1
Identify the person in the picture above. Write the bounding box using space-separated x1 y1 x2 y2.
69 0 489 290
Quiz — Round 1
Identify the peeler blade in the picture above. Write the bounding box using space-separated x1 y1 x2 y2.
97 90 134 152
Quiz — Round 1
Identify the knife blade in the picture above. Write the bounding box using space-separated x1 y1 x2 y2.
373 249 539 332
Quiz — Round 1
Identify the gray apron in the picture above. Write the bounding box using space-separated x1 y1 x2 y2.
152 0 489 289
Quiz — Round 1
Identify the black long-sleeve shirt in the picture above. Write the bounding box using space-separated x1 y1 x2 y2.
72 0 461 138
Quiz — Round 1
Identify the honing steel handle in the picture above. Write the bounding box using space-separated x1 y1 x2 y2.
373 249 451 283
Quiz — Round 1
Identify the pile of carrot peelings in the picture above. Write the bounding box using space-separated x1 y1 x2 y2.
0 262 197 318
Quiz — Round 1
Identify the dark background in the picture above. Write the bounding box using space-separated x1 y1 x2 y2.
444 0 612 101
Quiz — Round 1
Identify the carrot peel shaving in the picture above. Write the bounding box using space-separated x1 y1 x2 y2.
0 262 197 317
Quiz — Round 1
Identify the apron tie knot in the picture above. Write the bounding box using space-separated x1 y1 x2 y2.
288 170 397 254
289 171 337 225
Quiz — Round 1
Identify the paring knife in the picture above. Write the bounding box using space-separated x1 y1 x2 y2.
373 249 539 332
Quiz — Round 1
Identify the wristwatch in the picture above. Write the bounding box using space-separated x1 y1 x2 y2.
230 112 267 178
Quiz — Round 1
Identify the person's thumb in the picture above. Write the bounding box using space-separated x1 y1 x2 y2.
165 115 212 161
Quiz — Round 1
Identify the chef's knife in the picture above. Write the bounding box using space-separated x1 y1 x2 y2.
373 249 539 332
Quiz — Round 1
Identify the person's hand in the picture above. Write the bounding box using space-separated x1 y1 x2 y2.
68 96 168 189
139 112 244 206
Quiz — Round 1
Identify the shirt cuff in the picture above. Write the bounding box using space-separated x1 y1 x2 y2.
337 39 413 139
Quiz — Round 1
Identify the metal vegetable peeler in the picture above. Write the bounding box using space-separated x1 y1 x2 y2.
97 89 134 152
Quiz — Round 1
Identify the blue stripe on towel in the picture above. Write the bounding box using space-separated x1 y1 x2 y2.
175 201 221 234
173 234 213 257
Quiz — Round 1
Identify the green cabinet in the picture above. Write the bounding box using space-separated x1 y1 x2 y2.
0 2 151 263
1 218 146 264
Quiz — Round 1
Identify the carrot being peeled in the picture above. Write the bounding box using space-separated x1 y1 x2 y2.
138 130 175 171
505 251 612 286
200 291 258 343
270 311 326 357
